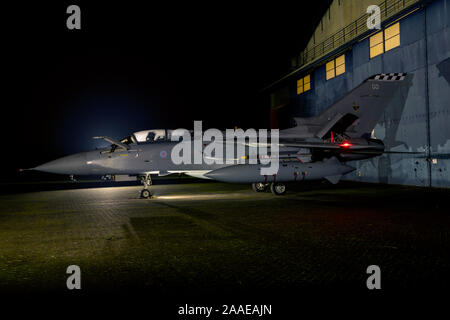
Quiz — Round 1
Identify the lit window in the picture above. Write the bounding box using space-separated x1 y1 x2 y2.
370 22 400 59
304 75 311 92
297 75 311 95
297 78 304 95
326 60 335 80
370 31 384 58
335 54 345 76
384 22 400 52
326 54 345 80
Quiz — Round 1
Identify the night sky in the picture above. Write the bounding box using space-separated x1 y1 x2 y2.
3 1 331 179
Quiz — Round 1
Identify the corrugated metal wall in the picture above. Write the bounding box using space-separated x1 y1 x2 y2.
293 0 450 187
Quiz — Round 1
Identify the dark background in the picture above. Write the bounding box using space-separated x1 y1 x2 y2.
2 1 331 179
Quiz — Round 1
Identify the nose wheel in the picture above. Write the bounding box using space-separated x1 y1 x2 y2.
140 189 151 198
252 182 268 192
140 174 153 198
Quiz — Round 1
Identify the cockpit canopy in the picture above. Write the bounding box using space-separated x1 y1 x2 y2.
121 129 192 145
134 129 166 143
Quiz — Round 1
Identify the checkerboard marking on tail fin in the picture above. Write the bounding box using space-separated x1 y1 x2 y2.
369 73 406 81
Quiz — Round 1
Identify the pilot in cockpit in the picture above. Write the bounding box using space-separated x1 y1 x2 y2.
132 129 170 144
146 132 156 142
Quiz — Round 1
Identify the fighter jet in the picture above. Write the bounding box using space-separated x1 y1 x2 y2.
32 73 415 197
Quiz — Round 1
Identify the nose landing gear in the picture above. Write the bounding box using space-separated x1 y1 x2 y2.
140 174 152 198
140 189 151 198
252 182 268 192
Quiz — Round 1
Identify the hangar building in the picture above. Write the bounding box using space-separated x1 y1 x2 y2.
266 0 450 187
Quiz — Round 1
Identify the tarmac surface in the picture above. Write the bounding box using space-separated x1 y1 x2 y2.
0 179 449 309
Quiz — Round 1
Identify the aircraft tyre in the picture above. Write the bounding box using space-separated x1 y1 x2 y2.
252 182 268 192
140 189 151 199
270 182 286 196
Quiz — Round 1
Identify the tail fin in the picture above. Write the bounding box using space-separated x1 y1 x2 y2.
293 73 413 139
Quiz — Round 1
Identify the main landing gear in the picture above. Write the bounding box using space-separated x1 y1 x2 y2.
140 174 152 198
252 182 268 192
270 182 286 196
252 182 287 196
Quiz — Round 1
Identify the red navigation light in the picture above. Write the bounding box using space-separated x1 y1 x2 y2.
339 142 353 149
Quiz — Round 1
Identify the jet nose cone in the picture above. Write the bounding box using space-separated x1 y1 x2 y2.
35 153 89 175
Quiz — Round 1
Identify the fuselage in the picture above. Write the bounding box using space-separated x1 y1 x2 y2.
33 128 383 179
34 142 229 176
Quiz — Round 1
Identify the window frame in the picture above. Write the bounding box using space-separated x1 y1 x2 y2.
370 31 384 59
384 22 400 52
297 74 311 95
326 60 335 80
304 74 311 92
326 54 346 80
297 78 304 95
335 54 346 76
369 22 400 59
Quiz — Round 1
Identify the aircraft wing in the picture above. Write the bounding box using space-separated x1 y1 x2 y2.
280 142 424 155
280 142 344 149
280 142 376 150
93 136 130 150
